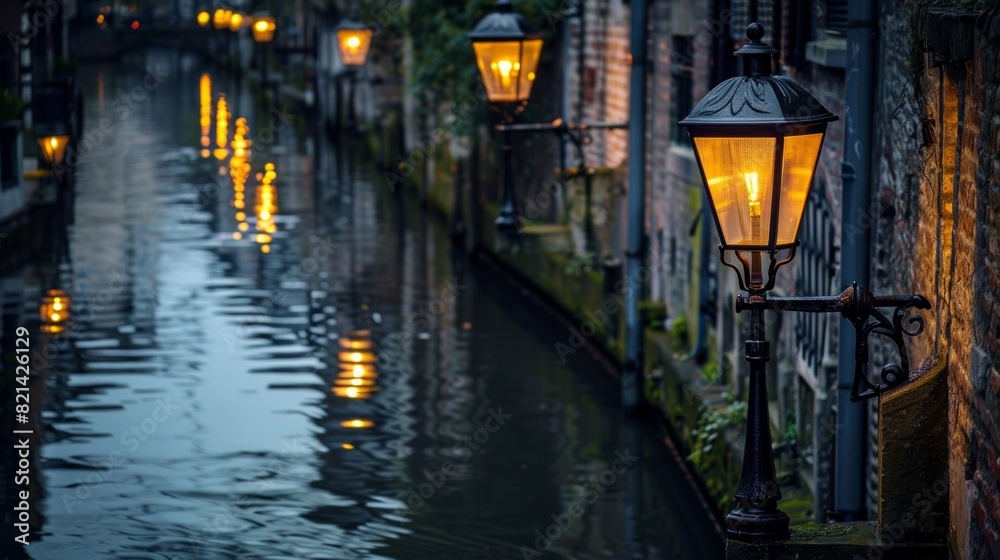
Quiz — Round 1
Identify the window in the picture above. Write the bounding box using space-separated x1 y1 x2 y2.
0 125 18 189
730 0 774 41
826 0 848 33
670 35 693 146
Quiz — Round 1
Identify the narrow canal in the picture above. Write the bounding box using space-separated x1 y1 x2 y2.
7 50 722 559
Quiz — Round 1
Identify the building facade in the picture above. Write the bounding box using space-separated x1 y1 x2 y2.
546 0 999 557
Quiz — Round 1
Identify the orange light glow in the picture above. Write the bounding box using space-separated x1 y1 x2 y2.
40 289 71 334
215 95 230 160
340 419 374 429
472 39 543 103
199 74 212 157
37 135 70 165
335 28 372 67
252 16 276 43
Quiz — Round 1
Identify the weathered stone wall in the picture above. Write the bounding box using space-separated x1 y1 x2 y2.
872 1 1000 558
564 0 630 169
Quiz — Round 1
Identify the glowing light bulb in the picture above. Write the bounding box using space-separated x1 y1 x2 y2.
346 35 360 51
745 172 761 217
496 59 513 87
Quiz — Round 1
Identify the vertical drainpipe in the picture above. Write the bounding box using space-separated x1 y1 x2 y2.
835 0 878 521
623 0 649 411
691 0 733 365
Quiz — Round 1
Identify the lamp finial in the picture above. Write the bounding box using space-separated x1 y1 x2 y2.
735 22 776 77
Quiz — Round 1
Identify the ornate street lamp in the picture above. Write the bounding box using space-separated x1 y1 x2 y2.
37 134 70 167
213 9 229 30
335 18 373 68
680 23 931 542
334 14 372 132
252 15 276 43
469 0 543 107
251 15 276 85
469 0 543 233
228 12 244 32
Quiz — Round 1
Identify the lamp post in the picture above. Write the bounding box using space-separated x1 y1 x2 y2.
251 15 276 85
37 132 71 202
680 23 931 542
335 15 373 132
468 0 543 234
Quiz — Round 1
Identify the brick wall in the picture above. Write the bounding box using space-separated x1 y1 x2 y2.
872 1 1000 558
564 0 630 169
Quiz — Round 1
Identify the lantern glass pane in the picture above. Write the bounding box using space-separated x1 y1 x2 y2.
776 133 824 245
693 136 776 247
38 135 70 165
337 29 372 67
473 39 542 103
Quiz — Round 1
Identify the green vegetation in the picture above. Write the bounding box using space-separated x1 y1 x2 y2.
670 315 689 347
0 90 25 121
687 396 746 511
563 251 596 275
638 300 667 330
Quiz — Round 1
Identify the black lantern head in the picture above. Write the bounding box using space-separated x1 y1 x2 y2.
336 17 373 68
469 0 544 108
680 23 838 293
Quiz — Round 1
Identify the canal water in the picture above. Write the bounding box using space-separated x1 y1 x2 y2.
5 50 722 559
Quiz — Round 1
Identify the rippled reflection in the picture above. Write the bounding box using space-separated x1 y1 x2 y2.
199 73 211 157
334 330 378 399
39 289 70 333
214 93 229 160
5 52 722 560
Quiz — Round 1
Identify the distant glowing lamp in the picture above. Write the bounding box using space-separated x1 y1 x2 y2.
468 0 543 106
213 9 228 29
197 11 210 27
37 134 70 166
335 18 372 67
229 12 243 32
252 16 276 43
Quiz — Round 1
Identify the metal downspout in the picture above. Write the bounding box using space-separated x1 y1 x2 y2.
834 0 879 521
623 0 648 411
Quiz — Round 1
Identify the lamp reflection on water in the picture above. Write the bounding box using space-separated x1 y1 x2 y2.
40 289 70 334
199 74 212 158
333 330 379 400
214 95 230 161
230 117 252 239
254 163 277 253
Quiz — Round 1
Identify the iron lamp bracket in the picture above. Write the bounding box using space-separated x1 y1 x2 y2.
736 283 931 401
